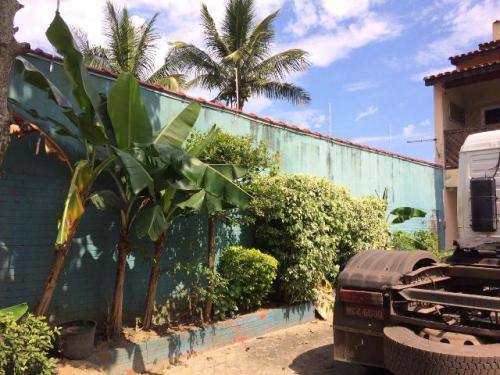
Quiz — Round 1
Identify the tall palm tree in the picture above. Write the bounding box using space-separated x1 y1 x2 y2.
74 1 185 90
167 0 310 109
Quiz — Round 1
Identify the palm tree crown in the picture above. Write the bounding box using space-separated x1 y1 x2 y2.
167 0 310 109
74 1 185 90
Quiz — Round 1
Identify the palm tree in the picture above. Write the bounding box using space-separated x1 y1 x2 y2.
74 1 185 90
167 0 310 109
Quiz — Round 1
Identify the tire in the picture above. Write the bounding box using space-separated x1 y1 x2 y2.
383 326 500 375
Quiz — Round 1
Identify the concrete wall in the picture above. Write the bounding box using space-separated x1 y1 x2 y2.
0 53 444 322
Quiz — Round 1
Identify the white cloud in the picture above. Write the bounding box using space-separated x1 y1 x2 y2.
355 105 379 121
283 14 400 67
343 80 377 92
244 97 274 114
403 123 415 137
415 0 500 66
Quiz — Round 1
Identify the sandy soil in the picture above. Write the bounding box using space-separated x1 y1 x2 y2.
57 320 379 375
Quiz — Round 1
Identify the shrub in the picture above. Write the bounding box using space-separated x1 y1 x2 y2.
0 314 58 375
391 230 438 251
216 246 278 319
185 130 279 181
248 174 389 304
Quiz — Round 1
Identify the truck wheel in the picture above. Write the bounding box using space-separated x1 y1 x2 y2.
383 326 500 375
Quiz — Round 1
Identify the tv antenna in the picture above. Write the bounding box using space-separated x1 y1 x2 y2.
406 138 437 144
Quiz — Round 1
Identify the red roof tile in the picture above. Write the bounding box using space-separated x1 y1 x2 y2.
424 60 500 85
27 48 439 169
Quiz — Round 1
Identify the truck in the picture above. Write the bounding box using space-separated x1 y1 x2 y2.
334 130 500 374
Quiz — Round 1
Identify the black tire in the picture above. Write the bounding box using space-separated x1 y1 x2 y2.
383 326 500 375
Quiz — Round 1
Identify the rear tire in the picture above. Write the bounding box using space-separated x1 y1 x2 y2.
383 326 500 375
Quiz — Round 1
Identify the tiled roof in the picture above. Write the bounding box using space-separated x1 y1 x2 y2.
27 48 440 168
449 40 500 64
479 40 500 50
424 60 500 86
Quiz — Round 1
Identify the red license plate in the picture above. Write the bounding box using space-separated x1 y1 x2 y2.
344 304 384 320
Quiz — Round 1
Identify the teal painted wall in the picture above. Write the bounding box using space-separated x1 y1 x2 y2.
0 53 443 322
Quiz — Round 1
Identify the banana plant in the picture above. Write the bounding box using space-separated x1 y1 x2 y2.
137 114 250 330
11 11 250 335
9 12 117 316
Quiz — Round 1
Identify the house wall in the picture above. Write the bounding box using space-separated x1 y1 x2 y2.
0 54 444 323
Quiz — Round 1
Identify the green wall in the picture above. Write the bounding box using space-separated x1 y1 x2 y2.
0 53 443 322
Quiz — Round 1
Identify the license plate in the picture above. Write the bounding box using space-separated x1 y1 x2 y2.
344 304 384 320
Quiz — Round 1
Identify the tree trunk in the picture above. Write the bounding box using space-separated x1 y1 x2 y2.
108 230 129 337
34 244 70 316
203 216 217 322
0 0 29 170
142 232 166 330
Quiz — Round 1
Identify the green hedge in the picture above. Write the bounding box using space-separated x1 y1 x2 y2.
391 230 438 251
0 314 58 375
216 246 278 318
248 174 389 304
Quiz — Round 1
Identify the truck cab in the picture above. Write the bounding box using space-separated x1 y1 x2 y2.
333 130 500 374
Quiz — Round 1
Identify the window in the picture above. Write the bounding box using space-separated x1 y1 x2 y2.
484 107 500 125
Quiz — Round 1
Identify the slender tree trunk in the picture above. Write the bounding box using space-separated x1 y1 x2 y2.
34 243 70 316
0 0 29 170
108 230 129 337
203 216 217 322
142 232 166 330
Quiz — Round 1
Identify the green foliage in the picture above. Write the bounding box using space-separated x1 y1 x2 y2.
0 303 28 321
73 1 186 89
390 230 438 251
0 314 59 375
167 0 310 109
185 129 279 181
389 206 426 224
216 246 278 319
248 174 389 304
153 263 219 325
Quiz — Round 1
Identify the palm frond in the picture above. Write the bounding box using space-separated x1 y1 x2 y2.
147 62 187 91
186 73 225 92
252 49 309 80
251 80 310 105
246 10 278 60
168 42 222 77
132 12 160 80
72 27 112 71
103 0 127 72
201 3 229 59
222 0 254 52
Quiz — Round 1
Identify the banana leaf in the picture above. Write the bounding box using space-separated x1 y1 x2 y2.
0 303 29 321
135 205 168 241
154 102 201 148
56 157 115 246
46 12 108 145
114 148 154 196
108 72 153 149
390 207 426 224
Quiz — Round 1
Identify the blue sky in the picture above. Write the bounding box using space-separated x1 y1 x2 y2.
15 0 500 161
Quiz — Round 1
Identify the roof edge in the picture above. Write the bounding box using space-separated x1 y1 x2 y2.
26 48 440 169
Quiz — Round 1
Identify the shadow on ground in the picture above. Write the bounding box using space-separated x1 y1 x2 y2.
289 344 390 375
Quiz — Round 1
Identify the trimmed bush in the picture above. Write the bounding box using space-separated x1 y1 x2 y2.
248 174 389 304
0 314 58 375
216 246 278 318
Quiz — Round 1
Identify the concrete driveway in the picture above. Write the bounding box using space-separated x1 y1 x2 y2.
150 320 385 375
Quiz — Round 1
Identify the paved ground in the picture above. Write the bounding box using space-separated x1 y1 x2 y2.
148 320 377 375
